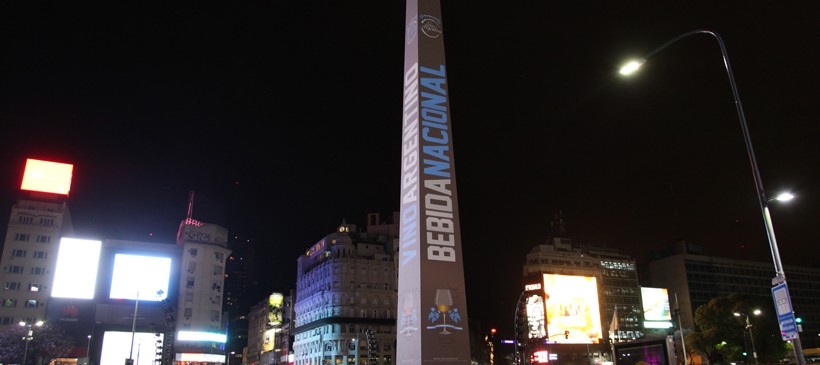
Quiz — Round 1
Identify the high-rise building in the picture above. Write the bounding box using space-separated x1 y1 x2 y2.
0 159 75 328
224 234 257 365
292 213 398 365
519 235 643 364
175 218 232 358
648 241 820 349
522 236 643 341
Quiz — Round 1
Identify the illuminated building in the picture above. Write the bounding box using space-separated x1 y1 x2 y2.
175 218 232 362
648 240 820 349
292 213 398 365
520 233 643 364
0 159 75 328
523 236 643 341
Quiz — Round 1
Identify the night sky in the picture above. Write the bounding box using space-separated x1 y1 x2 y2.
2 2 818 339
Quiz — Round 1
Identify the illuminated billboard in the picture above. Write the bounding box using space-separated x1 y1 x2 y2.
101 331 162 365
641 287 673 328
20 158 74 195
109 254 171 301
543 274 603 344
526 294 547 339
52 238 102 299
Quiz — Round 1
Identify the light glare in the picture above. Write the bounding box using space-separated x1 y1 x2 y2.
109 254 171 301
52 238 102 299
775 192 794 202
619 59 645 75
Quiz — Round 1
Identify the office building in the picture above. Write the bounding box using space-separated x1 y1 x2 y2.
648 241 820 349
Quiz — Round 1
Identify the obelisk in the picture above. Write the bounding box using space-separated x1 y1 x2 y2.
397 0 471 363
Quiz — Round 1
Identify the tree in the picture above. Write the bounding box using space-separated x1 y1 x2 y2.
687 293 787 364
0 323 74 365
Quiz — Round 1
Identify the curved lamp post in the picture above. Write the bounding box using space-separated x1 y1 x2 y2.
619 30 805 365
19 320 44 365
735 310 762 365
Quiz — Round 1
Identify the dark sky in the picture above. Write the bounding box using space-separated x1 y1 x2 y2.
2 2 819 339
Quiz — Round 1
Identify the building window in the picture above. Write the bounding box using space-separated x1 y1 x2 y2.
12 249 26 258
187 262 197 273
14 233 30 241
33 251 47 259
214 252 224 263
2 299 17 307
211 310 219 321
189 248 197 257
186 278 195 288
36 235 51 243
214 265 222 275
0 316 12 325
29 284 41 292
39 218 55 226
30 267 45 275
184 308 192 318
4 282 20 290
9 266 24 274
18 215 34 224
25 300 38 308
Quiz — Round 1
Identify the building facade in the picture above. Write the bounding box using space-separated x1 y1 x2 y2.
0 195 74 328
292 213 398 365
648 241 820 349
175 218 232 360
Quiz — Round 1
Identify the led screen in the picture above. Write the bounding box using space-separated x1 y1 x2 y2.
526 294 547 339
110 254 171 301
641 287 672 321
52 238 101 299
20 158 74 195
101 331 162 365
543 274 603 344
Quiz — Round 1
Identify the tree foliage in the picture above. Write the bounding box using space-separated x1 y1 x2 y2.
0 323 74 365
687 293 787 364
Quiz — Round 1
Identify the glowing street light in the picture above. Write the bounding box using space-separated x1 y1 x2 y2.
735 310 762 365
619 29 806 365
620 29 806 365
19 320 44 365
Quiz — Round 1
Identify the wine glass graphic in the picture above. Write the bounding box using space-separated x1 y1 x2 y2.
435 289 453 334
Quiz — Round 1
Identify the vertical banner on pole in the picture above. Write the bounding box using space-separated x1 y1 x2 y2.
398 0 471 364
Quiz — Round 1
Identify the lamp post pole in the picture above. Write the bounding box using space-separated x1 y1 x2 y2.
744 315 759 365
19 320 43 365
620 30 805 365
87 334 93 365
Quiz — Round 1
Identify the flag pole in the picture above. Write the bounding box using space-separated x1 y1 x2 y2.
675 293 688 365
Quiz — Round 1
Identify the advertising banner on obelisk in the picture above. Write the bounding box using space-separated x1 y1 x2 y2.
398 0 471 364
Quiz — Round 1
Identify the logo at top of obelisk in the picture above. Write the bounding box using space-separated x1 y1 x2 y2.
406 16 418 44
419 14 442 39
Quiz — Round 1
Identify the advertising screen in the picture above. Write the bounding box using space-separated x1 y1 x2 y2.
640 287 672 321
52 238 101 299
101 331 162 365
543 274 603 344
526 294 547 339
109 254 171 301
20 158 74 195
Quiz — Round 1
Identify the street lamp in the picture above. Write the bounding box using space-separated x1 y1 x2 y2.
735 310 762 365
87 334 93 365
19 320 44 365
619 29 806 365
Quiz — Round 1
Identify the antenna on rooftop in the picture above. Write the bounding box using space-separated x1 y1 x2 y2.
187 191 195 220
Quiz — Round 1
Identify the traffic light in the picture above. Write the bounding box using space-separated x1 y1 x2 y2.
564 330 569 339
796 317 803 324
491 328 497 336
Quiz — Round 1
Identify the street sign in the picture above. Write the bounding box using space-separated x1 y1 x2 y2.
771 282 799 340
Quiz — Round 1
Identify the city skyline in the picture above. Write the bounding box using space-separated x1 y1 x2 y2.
2 2 818 340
